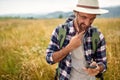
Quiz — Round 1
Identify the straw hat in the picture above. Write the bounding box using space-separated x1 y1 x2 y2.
73 0 109 14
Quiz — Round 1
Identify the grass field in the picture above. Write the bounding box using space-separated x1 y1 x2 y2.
0 18 120 80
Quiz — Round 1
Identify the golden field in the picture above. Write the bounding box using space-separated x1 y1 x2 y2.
0 18 120 80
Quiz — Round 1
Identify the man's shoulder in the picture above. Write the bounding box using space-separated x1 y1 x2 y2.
56 21 73 30
90 26 105 40
65 14 75 23
90 26 101 34
55 14 75 31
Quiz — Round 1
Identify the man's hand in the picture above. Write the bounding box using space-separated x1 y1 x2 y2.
67 30 85 51
52 30 85 63
83 62 100 76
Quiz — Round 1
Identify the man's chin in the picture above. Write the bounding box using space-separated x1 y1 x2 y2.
84 27 90 32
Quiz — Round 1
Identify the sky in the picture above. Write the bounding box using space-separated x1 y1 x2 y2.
0 0 120 15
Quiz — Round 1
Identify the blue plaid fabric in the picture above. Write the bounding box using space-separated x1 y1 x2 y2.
46 18 107 80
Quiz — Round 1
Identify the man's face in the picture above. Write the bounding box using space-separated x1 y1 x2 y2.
75 12 96 32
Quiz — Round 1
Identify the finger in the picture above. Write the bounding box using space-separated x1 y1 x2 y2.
89 72 99 76
89 62 98 72
90 61 96 66
90 70 99 76
87 68 99 76
96 64 100 71
75 32 79 35
83 67 92 74
78 30 85 36
82 67 89 73
83 64 100 76
90 62 100 71
83 67 99 76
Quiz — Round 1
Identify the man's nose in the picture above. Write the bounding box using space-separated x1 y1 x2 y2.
85 19 91 26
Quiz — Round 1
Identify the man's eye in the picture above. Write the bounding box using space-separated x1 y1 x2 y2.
91 18 95 21
81 16 86 19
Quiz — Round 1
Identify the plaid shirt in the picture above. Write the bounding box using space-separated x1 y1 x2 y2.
46 17 107 80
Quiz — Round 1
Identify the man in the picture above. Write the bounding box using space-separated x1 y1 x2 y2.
46 0 108 80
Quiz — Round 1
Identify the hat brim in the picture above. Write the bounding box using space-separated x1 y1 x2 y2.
73 7 109 14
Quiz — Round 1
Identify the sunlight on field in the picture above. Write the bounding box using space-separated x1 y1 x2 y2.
0 18 120 80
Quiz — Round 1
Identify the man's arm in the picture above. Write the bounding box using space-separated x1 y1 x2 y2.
83 32 107 76
96 32 107 73
52 44 72 63
46 26 84 64
52 31 85 63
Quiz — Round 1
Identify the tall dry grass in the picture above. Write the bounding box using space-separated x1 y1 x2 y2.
0 19 64 80
0 18 120 80
94 18 120 80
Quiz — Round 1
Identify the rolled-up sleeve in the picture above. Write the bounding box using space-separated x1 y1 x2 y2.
46 27 60 64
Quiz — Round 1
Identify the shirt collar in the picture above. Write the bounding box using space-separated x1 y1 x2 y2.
68 21 76 35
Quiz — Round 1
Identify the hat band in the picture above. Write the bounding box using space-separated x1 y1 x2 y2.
77 4 99 9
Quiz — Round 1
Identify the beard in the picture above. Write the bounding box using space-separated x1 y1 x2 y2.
76 18 85 33
77 22 89 33
74 17 91 33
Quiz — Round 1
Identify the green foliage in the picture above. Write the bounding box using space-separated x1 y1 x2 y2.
58 14 63 18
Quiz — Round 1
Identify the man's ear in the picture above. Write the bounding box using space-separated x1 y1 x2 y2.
73 11 78 20
73 11 77 17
